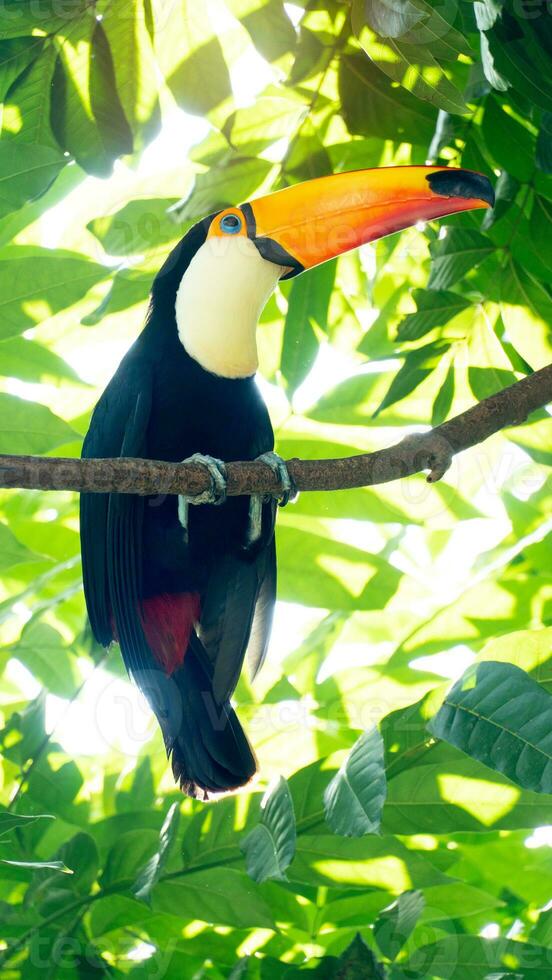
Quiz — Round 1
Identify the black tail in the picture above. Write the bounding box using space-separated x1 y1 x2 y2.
140 637 257 799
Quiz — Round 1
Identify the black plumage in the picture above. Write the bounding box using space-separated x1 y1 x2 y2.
81 215 276 798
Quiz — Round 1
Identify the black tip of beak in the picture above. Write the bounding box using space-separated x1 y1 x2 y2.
426 169 495 207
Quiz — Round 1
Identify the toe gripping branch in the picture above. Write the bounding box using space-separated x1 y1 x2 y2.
178 454 228 539
246 452 298 547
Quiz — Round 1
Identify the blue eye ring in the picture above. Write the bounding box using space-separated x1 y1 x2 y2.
220 213 242 234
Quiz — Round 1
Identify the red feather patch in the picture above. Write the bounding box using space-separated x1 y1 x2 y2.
140 593 201 675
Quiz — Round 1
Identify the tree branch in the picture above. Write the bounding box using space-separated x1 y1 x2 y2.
0 365 550 497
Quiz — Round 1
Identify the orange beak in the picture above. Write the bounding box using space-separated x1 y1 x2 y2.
242 166 494 277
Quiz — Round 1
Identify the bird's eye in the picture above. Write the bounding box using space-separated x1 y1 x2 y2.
220 213 242 234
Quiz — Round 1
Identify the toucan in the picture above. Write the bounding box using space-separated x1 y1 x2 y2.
80 165 494 798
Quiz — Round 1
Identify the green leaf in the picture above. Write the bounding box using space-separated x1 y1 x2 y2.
133 802 180 904
99 0 161 150
0 37 43 102
226 0 297 63
0 143 64 219
431 362 454 425
172 157 273 222
486 3 552 113
281 261 335 393
101 829 159 888
396 288 471 341
290 834 450 890
0 246 109 341
324 727 386 837
339 53 435 144
0 1 89 40
352 0 469 114
0 393 77 453
500 259 552 369
10 620 78 697
375 341 449 416
153 869 276 929
81 268 151 325
363 0 425 38
223 95 306 157
277 524 402 612
428 228 494 289
0 337 81 383
56 832 99 893
374 890 425 961
482 96 536 182
52 15 132 177
1 858 72 873
481 170 519 231
428 661 552 794
2 43 59 150
87 198 182 256
164 0 232 120
0 810 53 838
406 935 552 978
0 521 43 571
241 776 296 883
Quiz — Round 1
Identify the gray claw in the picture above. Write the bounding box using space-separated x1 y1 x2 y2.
257 451 297 507
178 454 228 539
246 452 297 547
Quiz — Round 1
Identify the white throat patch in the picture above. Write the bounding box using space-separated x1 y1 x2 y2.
175 236 284 379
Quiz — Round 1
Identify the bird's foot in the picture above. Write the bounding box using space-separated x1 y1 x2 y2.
178 454 228 538
246 452 297 546
256 451 298 507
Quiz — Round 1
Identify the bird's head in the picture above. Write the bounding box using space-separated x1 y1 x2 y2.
163 166 494 379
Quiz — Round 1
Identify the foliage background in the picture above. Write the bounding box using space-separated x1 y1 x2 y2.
0 0 551 976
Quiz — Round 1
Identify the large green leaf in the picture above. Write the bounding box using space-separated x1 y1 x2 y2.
429 661 552 794
428 228 494 289
241 776 296 883
406 935 552 978
0 521 43 572
339 52 435 144
0 1 89 40
324 727 387 837
375 341 449 415
2 42 60 151
0 393 77 453
485 2 552 113
0 247 109 340
0 37 43 102
0 337 81 383
173 157 273 222
500 259 552 369
52 14 132 176
352 0 469 114
87 198 182 256
164 0 232 120
99 0 161 150
226 0 296 63
153 869 276 929
9 620 78 697
277 524 402 611
396 288 471 342
0 143 64 219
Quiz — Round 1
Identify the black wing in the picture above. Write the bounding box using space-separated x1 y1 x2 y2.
80 356 154 678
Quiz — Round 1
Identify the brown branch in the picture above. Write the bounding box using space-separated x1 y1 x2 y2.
0 365 550 497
